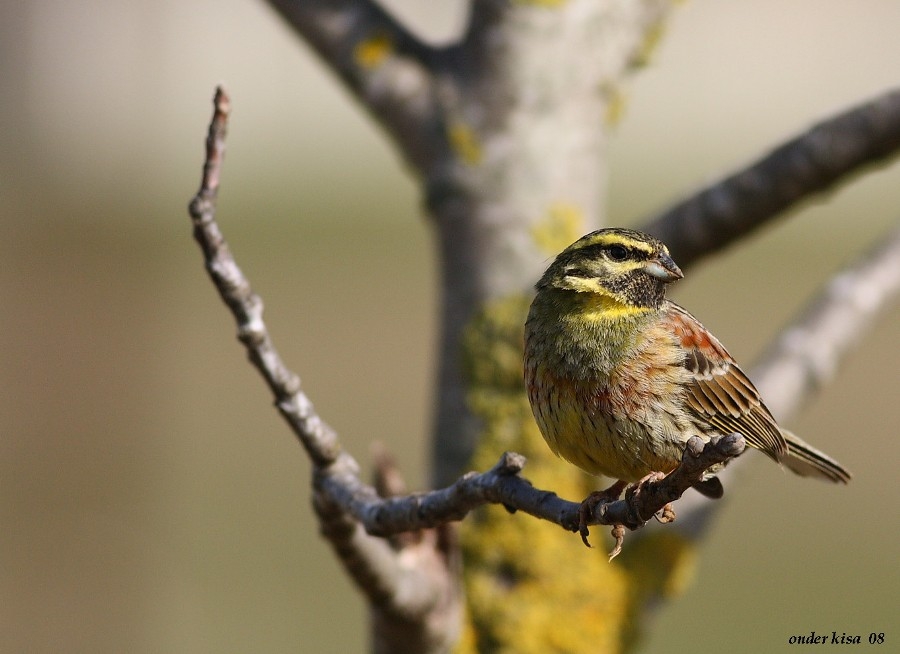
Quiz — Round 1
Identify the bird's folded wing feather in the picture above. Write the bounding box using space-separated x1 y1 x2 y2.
663 302 787 461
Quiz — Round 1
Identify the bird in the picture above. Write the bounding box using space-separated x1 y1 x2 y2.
523 228 851 551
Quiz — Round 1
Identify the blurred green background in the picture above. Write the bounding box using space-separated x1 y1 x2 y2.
2 1 899 652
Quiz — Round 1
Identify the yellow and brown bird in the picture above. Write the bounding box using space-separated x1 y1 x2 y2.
524 228 850 532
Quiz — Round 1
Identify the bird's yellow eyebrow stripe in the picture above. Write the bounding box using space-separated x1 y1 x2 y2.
571 232 656 254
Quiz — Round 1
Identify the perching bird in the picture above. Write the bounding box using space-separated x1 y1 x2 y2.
524 228 850 548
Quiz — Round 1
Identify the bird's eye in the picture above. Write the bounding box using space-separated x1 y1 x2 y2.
607 245 628 261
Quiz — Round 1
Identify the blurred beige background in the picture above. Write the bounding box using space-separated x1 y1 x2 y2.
2 1 898 652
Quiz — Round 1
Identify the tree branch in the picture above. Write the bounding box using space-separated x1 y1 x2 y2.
187 86 340 467
316 436 744 542
642 88 900 267
264 0 445 170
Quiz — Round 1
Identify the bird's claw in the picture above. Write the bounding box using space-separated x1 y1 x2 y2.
579 473 675 559
654 503 676 523
577 480 627 548
577 491 604 547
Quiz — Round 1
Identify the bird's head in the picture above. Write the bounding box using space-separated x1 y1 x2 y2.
536 228 683 310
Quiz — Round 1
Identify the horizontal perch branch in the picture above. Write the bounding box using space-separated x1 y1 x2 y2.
317 434 745 543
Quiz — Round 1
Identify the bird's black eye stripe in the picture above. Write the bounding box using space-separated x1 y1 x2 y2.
572 241 649 262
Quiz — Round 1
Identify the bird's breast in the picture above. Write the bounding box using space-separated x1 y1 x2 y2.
524 308 691 479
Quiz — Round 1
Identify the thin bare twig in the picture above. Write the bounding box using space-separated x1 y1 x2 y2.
188 86 340 467
643 88 900 267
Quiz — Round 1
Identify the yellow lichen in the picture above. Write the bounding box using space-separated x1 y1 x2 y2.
530 203 586 257
354 33 393 70
456 294 699 653
632 19 667 69
447 122 483 165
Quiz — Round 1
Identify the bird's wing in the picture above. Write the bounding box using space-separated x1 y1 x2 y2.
662 302 787 461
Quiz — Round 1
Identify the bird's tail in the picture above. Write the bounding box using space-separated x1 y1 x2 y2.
780 429 852 484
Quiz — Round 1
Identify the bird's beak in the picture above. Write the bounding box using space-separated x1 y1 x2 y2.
643 253 683 283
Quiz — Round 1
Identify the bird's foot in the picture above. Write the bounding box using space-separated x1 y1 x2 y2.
578 480 627 548
654 503 676 523
579 473 678 560
627 471 676 524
